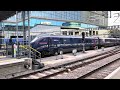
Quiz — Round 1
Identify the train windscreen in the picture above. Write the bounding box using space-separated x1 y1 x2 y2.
31 36 40 43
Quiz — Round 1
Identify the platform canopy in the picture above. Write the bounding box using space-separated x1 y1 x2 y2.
0 11 17 21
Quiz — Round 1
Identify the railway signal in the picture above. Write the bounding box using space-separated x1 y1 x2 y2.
82 32 85 42
82 32 85 53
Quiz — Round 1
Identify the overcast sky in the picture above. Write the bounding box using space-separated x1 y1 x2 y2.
108 11 120 26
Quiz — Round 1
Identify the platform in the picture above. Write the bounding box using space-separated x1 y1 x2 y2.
105 66 120 79
0 56 26 78
40 46 119 67
0 56 25 65
0 46 118 79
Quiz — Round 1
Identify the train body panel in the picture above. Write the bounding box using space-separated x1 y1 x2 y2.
30 35 101 57
30 35 120 57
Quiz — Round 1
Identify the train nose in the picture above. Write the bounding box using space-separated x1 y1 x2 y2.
30 42 34 47
30 42 37 49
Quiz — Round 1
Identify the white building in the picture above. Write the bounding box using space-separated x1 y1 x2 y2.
29 24 86 37
29 24 61 36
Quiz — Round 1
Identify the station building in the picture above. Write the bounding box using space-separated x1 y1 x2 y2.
0 11 108 41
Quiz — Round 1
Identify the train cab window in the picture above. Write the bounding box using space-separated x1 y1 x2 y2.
40 38 48 42
39 37 48 44
86 32 88 37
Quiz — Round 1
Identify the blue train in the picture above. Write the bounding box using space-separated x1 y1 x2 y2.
30 35 120 57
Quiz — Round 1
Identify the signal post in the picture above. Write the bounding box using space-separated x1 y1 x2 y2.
82 32 85 53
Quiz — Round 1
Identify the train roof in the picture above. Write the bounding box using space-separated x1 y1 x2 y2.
101 38 120 40
36 34 94 39
33 34 120 41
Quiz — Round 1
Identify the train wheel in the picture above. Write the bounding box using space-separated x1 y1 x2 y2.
41 51 45 58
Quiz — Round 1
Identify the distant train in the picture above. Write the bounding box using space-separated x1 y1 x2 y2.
0 38 28 45
30 35 120 57
7 38 23 44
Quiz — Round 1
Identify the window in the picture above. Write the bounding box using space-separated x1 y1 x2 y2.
62 31 67 35
39 37 48 44
51 37 62 44
69 31 73 35
89 31 92 35
96 31 98 35
75 32 79 35
63 38 71 44
93 31 95 35
85 39 92 43
73 38 81 43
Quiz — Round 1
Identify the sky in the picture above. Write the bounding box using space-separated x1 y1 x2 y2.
108 11 120 26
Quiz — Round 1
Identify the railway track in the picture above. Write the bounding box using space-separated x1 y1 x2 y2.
78 56 120 79
83 59 120 79
45 49 120 79
9 46 120 79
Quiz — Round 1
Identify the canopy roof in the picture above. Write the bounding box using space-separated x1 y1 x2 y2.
0 11 17 21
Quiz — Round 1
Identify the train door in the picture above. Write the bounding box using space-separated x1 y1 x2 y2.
37 37 49 57
49 37 62 55
85 38 90 50
62 38 72 53
72 38 82 51
92 38 99 48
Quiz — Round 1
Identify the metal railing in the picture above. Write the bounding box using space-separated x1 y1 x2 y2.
19 45 41 59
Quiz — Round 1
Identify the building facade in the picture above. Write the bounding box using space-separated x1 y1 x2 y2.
0 11 108 40
4 11 108 27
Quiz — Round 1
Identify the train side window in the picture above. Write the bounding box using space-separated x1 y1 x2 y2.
60 38 63 44
63 38 71 44
70 38 74 43
85 39 92 43
85 39 88 43
73 38 81 43
87 39 92 43
51 37 61 44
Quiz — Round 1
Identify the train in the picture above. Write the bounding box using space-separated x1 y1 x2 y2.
30 34 120 57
